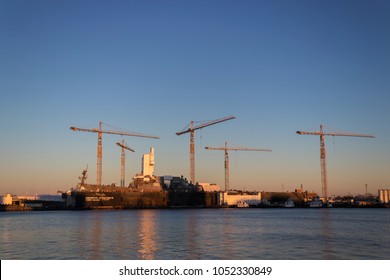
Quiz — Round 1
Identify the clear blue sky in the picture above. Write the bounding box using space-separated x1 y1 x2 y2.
1 0 389 196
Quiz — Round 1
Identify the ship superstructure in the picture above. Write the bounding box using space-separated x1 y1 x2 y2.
65 147 219 209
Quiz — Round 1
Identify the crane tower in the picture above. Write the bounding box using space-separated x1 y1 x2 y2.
116 140 135 187
296 124 374 203
205 141 271 191
176 116 235 184
70 122 159 186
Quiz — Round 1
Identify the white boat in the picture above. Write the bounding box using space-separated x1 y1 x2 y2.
236 201 249 208
284 199 295 208
308 198 323 208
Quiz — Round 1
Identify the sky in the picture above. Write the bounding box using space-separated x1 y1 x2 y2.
0 0 389 196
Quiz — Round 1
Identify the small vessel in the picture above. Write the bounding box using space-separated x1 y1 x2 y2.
308 197 323 208
236 200 249 208
284 199 295 208
325 201 333 208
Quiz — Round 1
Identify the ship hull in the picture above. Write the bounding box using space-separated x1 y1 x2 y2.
69 190 219 209
71 190 168 209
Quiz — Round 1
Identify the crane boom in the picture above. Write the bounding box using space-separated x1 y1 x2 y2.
70 121 159 186
116 142 135 152
176 115 236 135
71 126 160 139
176 115 236 184
297 130 375 138
206 147 272 152
205 142 271 191
296 124 375 204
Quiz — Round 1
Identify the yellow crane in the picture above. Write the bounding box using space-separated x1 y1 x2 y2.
205 141 272 191
296 124 375 203
70 121 159 186
116 140 135 187
176 115 235 184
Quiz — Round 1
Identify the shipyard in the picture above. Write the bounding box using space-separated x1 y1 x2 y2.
2 1 390 271
1 120 388 211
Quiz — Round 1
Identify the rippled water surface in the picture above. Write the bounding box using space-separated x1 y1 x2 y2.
1 208 389 259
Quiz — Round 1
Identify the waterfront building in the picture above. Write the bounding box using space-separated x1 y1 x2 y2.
0 193 13 205
378 189 390 204
198 182 222 192
218 191 262 207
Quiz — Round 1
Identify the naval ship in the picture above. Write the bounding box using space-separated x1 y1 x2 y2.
64 148 219 209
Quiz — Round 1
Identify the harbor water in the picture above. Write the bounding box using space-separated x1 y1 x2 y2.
0 208 389 259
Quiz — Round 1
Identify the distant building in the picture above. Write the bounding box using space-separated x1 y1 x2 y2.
218 191 261 207
142 147 155 177
198 182 222 192
378 189 390 204
0 193 13 205
1 193 65 210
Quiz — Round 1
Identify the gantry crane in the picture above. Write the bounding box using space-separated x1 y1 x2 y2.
116 140 135 187
205 141 272 191
70 121 159 186
296 124 375 203
176 115 235 184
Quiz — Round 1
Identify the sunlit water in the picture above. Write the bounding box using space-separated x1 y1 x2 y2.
0 208 389 259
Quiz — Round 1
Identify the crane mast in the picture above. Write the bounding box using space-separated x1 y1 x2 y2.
70 121 159 186
116 140 135 187
205 141 271 191
296 124 375 204
176 115 235 184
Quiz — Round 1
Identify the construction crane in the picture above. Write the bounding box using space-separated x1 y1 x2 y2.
116 140 135 187
70 121 159 186
176 115 235 184
205 141 272 191
296 124 375 203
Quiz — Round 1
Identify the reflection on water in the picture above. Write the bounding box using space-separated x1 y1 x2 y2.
221 209 234 259
0 216 12 258
319 210 335 259
186 210 199 259
115 211 126 258
91 212 102 259
138 210 156 260
0 209 389 259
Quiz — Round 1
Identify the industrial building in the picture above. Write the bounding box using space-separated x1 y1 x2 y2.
218 191 262 207
378 189 390 204
0 193 12 205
